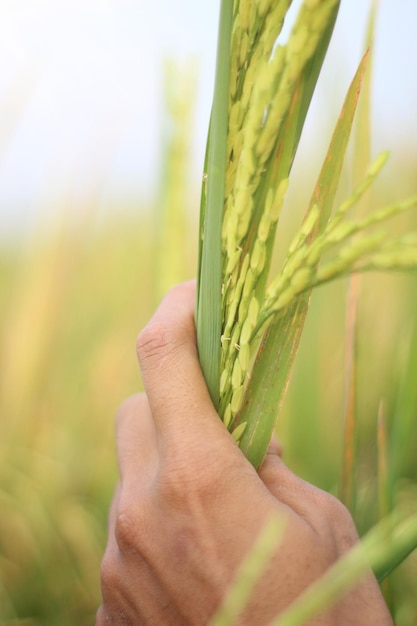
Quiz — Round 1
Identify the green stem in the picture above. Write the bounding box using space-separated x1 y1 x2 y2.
196 0 233 408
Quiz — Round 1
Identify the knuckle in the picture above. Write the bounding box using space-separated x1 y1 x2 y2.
114 496 155 558
136 321 177 366
95 605 109 626
315 491 359 549
324 492 353 522
258 452 282 485
115 507 140 553
158 448 227 509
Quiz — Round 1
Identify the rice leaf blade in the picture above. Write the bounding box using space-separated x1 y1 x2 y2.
339 3 376 511
197 0 234 408
391 300 417 482
339 281 359 511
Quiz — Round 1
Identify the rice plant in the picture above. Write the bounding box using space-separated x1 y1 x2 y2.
196 0 417 469
196 1 417 621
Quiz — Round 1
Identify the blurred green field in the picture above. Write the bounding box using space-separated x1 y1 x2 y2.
1 73 417 626
1 178 417 626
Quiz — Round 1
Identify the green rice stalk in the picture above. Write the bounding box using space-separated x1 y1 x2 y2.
339 3 375 506
391 302 417 483
339 279 359 513
378 403 392 521
377 402 395 609
197 0 234 408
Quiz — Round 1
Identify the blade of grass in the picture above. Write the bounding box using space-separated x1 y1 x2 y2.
237 52 370 469
374 516 417 583
339 1 376 511
196 0 234 408
378 403 392 522
339 282 359 512
377 402 394 608
390 297 417 483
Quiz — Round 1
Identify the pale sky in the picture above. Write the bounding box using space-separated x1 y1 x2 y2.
0 1 416 239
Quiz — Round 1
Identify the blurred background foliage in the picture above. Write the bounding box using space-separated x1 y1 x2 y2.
1 51 417 626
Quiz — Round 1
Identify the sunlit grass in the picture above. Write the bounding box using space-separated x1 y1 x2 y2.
0 218 152 625
0 161 416 624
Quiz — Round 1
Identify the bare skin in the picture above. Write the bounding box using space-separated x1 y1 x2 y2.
96 281 393 626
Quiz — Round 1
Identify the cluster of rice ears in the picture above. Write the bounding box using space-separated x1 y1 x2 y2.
197 0 417 468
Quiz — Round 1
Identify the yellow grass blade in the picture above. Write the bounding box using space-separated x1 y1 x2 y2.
339 0 376 511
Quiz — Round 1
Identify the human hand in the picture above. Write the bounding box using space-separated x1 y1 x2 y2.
96 281 392 626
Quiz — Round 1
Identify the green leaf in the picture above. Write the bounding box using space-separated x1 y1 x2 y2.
391 297 417 481
196 0 234 408
339 1 376 513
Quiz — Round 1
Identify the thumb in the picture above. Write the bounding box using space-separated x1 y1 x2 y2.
136 281 225 444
